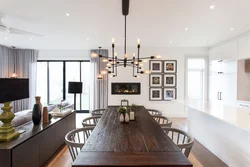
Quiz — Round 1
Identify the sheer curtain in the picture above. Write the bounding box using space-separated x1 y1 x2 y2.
89 49 108 111
0 45 38 112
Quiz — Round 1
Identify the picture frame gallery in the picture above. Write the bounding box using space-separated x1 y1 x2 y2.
149 60 177 101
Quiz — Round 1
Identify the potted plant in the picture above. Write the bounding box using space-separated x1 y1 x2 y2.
117 106 129 123
130 104 137 110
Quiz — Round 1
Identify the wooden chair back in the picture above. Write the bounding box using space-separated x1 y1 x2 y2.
91 108 106 116
162 127 194 157
82 116 101 127
152 115 172 127
147 109 162 116
65 127 94 161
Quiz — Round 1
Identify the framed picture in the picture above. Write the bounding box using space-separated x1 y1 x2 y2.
150 60 163 73
163 74 176 87
150 74 162 87
164 60 177 73
149 88 162 101
163 88 176 100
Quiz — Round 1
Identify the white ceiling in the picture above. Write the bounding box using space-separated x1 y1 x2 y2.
0 0 250 50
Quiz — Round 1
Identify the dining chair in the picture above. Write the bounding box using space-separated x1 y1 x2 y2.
91 108 106 116
65 127 94 162
152 115 172 127
147 109 162 116
162 127 194 157
82 116 101 127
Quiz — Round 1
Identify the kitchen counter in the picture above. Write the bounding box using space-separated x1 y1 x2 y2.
176 99 250 132
175 100 250 167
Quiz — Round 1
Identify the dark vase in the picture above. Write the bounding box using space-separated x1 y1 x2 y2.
32 104 41 125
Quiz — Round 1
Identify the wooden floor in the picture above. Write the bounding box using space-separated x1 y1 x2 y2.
46 114 228 167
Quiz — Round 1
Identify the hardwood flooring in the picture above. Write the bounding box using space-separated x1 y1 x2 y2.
46 114 228 167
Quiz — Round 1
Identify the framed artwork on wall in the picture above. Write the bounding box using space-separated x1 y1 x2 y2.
163 88 176 100
164 60 177 73
163 74 176 87
150 74 162 87
149 88 162 101
150 60 163 73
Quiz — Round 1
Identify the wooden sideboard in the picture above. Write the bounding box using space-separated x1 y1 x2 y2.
0 111 76 167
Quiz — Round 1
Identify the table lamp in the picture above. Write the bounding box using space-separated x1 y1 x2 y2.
68 82 82 110
0 78 29 142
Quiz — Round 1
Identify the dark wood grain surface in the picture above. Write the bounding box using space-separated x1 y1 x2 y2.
0 111 74 150
73 106 192 167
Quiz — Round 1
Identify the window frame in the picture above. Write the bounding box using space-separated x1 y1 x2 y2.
37 60 90 113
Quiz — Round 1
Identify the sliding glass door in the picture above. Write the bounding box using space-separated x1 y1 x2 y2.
49 62 64 104
36 60 90 112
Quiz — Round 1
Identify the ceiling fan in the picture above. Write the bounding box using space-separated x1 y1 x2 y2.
0 13 43 37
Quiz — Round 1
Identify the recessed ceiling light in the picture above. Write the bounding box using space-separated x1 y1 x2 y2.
86 37 90 40
4 37 8 40
230 28 234 31
66 13 70 16
209 5 216 10
185 28 188 31
29 38 33 40
204 41 206 44
169 41 172 44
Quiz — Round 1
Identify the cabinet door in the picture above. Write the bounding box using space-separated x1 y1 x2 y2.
220 41 237 60
209 47 221 63
12 134 40 167
222 61 237 74
208 74 221 102
238 35 250 60
221 73 237 105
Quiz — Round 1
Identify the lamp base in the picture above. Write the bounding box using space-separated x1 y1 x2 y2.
0 102 20 142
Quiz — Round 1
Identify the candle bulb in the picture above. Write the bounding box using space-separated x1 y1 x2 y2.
124 54 128 59
137 38 141 45
112 37 115 44
133 53 135 58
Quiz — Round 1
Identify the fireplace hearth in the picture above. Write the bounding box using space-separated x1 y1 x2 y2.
111 83 141 95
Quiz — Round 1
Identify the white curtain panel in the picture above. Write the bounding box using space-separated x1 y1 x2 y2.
0 45 38 112
89 49 108 111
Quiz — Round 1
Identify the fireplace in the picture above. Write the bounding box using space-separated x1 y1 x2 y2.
111 83 141 95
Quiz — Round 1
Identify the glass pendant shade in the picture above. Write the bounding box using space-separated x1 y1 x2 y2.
10 72 17 78
97 74 103 80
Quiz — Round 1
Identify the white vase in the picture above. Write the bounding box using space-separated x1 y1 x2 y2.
125 113 130 123
119 113 125 123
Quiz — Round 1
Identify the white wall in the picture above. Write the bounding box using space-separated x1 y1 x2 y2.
38 50 90 60
108 47 208 117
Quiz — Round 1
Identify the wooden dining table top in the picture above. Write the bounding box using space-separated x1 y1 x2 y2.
72 106 193 167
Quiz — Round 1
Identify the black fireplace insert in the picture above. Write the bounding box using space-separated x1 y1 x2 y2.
111 83 141 95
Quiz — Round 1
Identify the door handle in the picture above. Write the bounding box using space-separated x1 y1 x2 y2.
220 92 222 100
217 92 219 100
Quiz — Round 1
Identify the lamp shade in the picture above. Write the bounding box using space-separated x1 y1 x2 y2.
68 82 82 94
0 78 29 103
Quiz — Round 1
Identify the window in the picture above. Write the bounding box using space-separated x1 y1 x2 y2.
36 62 47 105
186 58 206 100
36 61 90 112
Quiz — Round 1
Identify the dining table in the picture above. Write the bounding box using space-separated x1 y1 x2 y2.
72 106 193 167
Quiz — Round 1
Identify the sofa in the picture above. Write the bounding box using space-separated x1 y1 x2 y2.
0 101 73 127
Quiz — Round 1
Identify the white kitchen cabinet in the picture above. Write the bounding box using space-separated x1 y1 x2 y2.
220 73 237 105
208 74 222 103
238 35 250 60
208 41 237 105
209 47 221 63
209 73 237 105
220 41 237 60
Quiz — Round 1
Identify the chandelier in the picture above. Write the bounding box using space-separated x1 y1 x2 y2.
91 0 161 79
